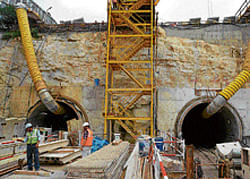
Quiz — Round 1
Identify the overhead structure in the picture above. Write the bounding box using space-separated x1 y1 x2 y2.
235 0 250 23
104 0 158 140
1 0 57 24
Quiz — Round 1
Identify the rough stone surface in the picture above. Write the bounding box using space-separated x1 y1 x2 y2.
0 28 249 139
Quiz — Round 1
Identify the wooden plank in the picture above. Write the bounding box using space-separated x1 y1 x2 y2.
0 164 19 176
0 140 68 175
59 150 81 164
13 170 50 177
40 147 81 164
38 140 69 154
48 150 75 153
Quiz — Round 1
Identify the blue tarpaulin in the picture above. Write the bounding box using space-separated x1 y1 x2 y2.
91 136 109 153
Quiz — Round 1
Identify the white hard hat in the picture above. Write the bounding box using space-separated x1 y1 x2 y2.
25 123 32 129
82 122 89 127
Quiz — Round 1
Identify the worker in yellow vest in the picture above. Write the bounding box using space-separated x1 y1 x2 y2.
24 123 41 171
80 122 93 158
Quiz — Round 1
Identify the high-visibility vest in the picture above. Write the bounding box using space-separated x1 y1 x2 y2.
81 128 93 147
26 129 38 144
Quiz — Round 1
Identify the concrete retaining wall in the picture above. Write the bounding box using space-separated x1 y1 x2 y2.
161 24 250 47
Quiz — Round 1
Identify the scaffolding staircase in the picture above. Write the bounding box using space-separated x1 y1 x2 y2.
104 0 157 140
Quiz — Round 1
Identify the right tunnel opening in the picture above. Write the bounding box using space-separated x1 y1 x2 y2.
178 99 242 148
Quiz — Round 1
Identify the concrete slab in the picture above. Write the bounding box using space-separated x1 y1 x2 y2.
65 142 130 178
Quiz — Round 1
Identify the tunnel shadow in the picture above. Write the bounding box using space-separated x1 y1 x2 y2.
26 96 88 132
176 97 242 149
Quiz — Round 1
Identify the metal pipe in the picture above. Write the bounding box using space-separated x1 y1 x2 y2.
154 0 160 6
186 145 194 179
202 40 250 119
16 4 65 115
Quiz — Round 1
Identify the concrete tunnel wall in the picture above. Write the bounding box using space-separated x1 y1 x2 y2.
157 88 250 145
161 24 250 47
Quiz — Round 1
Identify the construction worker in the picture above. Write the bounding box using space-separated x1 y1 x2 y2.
24 123 41 171
112 0 118 9
80 122 93 158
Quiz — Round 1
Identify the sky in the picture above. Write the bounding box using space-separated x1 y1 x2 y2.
35 0 246 23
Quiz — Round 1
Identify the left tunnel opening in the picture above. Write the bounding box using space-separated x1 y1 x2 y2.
27 97 86 132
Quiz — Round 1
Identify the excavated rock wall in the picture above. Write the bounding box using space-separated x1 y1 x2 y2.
0 27 249 138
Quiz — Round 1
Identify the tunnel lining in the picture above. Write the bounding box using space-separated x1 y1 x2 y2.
175 97 243 148
27 95 88 131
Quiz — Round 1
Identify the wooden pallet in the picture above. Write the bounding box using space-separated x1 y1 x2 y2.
40 147 81 164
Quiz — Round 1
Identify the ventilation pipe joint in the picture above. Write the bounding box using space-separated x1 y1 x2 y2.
16 3 26 9
202 95 226 119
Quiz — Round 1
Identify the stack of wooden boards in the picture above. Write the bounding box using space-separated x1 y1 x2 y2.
65 142 130 179
0 141 26 158
40 147 81 164
0 140 69 176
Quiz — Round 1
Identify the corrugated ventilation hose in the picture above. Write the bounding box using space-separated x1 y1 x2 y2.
202 40 250 119
16 6 65 115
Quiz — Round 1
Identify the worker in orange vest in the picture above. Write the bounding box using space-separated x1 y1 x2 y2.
80 122 93 158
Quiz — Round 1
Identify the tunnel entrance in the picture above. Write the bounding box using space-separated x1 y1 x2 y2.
27 96 88 132
176 97 242 148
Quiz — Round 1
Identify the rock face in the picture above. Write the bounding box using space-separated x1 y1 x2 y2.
156 27 247 89
0 28 249 138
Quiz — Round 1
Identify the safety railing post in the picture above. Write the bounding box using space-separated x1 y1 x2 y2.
186 145 194 179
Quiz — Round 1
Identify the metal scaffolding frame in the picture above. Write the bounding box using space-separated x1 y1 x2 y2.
104 0 157 140
235 0 250 23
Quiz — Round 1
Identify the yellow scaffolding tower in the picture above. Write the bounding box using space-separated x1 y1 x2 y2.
104 0 157 140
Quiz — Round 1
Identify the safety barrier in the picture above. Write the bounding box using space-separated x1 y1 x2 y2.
158 131 185 159
152 141 168 179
